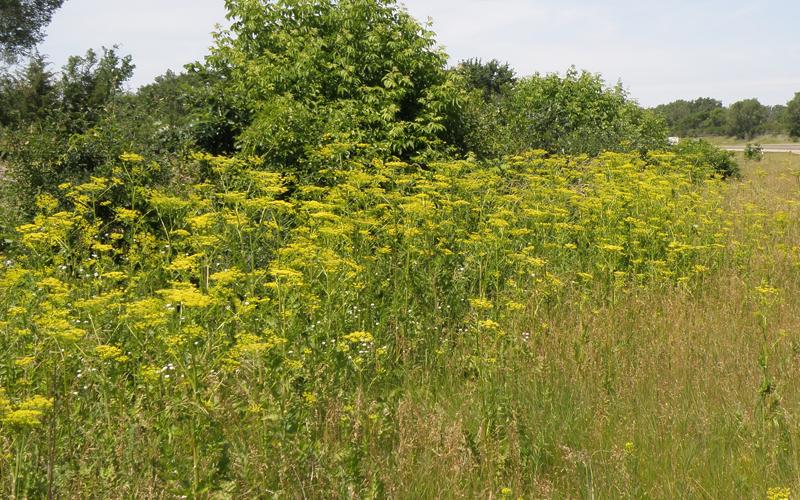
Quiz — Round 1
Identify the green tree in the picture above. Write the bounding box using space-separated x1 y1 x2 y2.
444 59 516 159
2 47 136 201
764 104 787 135
59 46 134 133
502 68 666 155
0 54 57 126
786 93 800 138
0 0 66 62
454 58 516 99
202 0 460 169
727 98 767 140
653 98 726 137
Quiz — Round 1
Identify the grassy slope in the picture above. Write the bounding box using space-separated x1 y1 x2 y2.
388 153 800 498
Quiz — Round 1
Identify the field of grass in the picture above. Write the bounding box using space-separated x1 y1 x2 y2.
394 153 800 498
703 135 799 146
1 151 799 498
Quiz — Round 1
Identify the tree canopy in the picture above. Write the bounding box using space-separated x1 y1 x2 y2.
652 98 727 137
454 58 516 99
502 68 666 155
0 0 65 62
201 0 460 169
726 98 768 140
787 93 800 139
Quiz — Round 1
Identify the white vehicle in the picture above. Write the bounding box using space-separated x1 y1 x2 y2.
668 137 680 146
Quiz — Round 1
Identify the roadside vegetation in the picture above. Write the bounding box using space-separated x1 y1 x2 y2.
653 96 800 143
0 0 798 498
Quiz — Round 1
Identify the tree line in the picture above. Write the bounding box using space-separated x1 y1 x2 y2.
653 96 800 140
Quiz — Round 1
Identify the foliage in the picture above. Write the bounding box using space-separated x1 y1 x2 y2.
202 0 460 169
787 92 800 139
502 68 667 155
652 97 727 137
444 83 508 159
727 98 768 140
181 63 244 155
672 138 740 178
0 0 65 62
0 54 56 127
0 149 734 496
744 143 763 161
0 47 133 134
653 97 794 139
444 59 517 158
2 47 137 204
763 104 788 135
454 58 516 99
58 47 134 134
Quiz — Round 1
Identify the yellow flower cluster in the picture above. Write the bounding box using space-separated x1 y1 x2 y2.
0 148 742 488
0 392 53 428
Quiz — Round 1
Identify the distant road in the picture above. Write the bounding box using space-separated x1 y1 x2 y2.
720 144 800 155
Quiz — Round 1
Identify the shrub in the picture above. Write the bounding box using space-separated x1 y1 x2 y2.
673 138 740 178
201 0 460 170
744 143 764 162
501 68 667 156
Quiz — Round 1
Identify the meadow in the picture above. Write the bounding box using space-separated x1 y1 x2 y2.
0 148 797 498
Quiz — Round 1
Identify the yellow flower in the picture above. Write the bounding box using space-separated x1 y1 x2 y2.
138 365 161 384
343 331 374 344
94 345 128 362
478 319 501 331
35 194 59 212
505 301 525 312
120 152 144 162
755 284 779 297
3 409 45 427
167 253 204 273
14 356 35 368
18 395 53 411
114 207 140 223
0 389 11 414
767 487 791 500
598 243 625 253
157 283 213 308
210 268 245 288
469 298 493 311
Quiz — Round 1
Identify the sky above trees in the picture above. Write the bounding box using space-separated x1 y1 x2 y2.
38 0 800 107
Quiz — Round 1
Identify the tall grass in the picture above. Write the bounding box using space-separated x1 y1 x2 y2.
0 150 798 498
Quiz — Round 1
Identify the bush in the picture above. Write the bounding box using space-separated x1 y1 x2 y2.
672 138 740 178
501 68 667 156
201 0 460 170
744 143 763 162
1 54 199 209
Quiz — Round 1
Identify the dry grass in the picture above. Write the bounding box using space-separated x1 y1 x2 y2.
703 135 800 146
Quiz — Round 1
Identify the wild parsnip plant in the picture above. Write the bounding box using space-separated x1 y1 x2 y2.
1 150 798 497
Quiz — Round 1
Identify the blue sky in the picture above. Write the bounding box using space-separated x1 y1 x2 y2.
39 0 800 107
